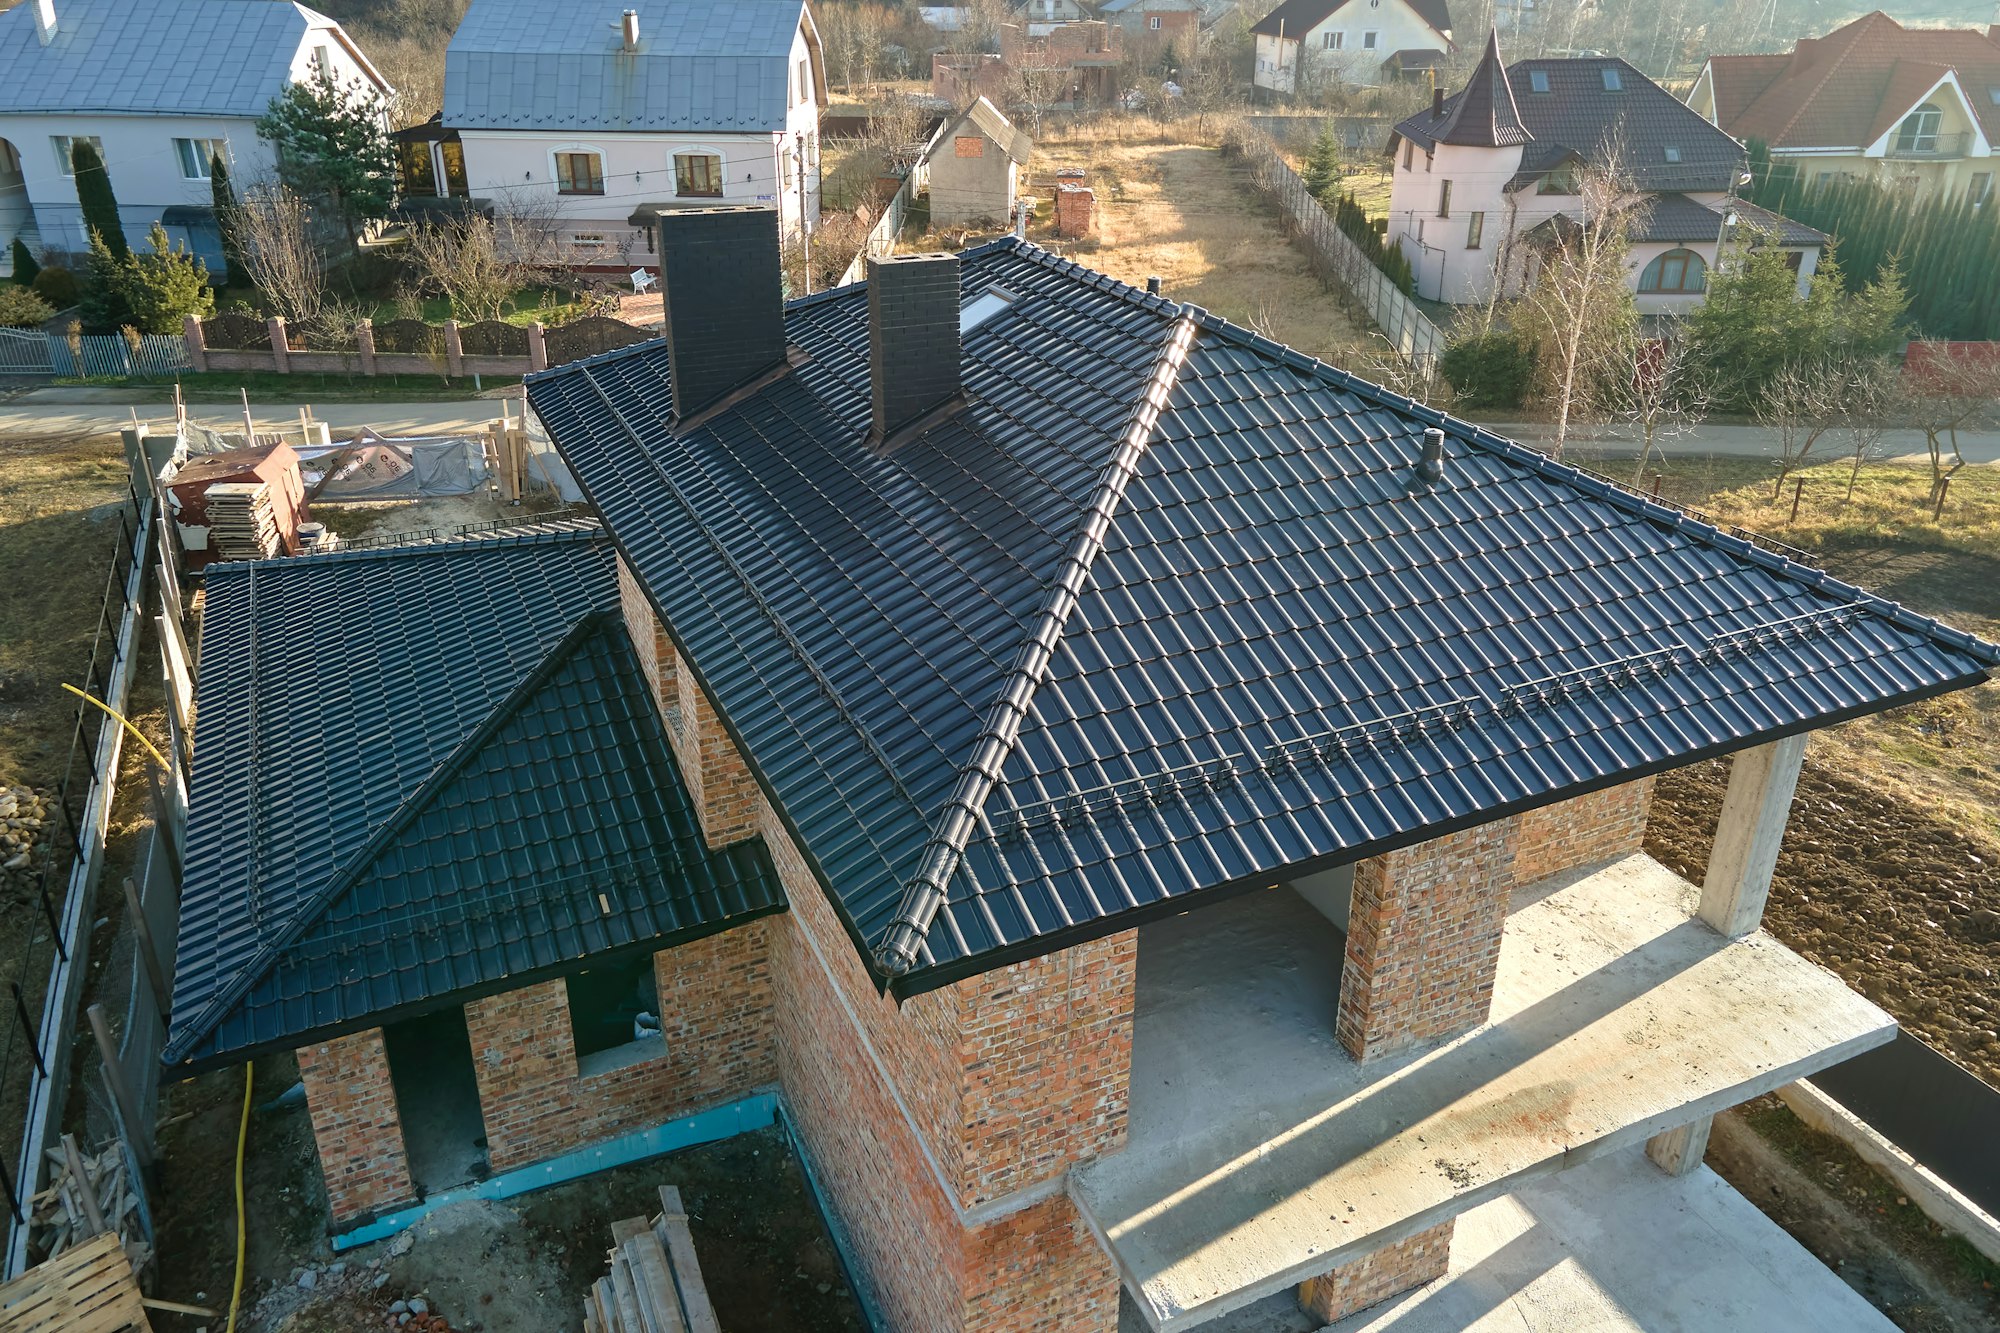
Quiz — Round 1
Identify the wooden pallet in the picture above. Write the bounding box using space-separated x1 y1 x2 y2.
0 1231 149 1333
582 1187 721 1333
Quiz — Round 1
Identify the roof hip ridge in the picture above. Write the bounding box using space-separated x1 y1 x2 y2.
164 610 612 1064
869 311 1202 978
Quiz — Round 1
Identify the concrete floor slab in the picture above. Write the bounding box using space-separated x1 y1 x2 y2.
1130 1147 1894 1333
1075 854 1895 1331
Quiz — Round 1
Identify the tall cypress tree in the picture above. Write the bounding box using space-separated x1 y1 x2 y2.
209 151 248 289
69 139 128 260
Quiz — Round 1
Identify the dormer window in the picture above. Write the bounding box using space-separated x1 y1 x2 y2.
1529 70 1550 93
1601 68 1623 91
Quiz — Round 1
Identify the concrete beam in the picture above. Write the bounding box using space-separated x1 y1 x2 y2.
1699 733 1808 938
1645 1119 1711 1177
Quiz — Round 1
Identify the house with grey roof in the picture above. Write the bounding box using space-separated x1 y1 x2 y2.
424 0 827 271
1252 0 1454 95
1386 30 1825 308
0 0 389 274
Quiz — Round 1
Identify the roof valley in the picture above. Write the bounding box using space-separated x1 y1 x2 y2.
871 311 1201 977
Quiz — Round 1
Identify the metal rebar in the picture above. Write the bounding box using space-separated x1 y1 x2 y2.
12 984 44 1079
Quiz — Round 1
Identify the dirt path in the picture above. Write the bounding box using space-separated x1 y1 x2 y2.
1029 135 1373 367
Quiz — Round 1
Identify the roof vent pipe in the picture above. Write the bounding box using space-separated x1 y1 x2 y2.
1417 427 1446 484
621 8 639 51
1146 274 1162 295
33 0 55 45
1432 86 1445 117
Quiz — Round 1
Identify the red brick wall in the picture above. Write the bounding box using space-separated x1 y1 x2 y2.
464 922 776 1171
1056 185 1096 238
964 1193 1120 1333
297 1028 416 1225
1336 818 1521 1063
1298 1219 1454 1321
1512 777 1654 887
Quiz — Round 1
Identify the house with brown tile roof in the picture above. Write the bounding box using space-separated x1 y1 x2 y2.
1688 10 1999 205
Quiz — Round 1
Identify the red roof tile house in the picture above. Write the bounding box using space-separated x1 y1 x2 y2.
1689 10 2000 205
169 205 1999 1331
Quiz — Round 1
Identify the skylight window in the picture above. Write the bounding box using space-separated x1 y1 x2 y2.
1530 70 1550 93
1602 68 1623 91
1664 146 1681 163
960 289 1015 334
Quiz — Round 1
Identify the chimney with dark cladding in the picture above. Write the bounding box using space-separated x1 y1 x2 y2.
868 253 962 443
657 207 786 421
1432 86 1444 117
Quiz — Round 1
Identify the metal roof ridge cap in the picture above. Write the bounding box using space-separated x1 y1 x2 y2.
1002 238 1186 317
163 610 615 1064
869 311 1203 979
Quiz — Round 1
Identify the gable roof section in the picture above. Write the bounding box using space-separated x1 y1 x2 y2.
0 0 345 117
1401 53 1744 192
165 521 783 1070
528 240 1997 995
443 0 807 133
1251 0 1452 43
934 96 1033 164
1707 11 2000 149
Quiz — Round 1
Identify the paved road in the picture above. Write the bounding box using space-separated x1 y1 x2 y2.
2 389 1995 469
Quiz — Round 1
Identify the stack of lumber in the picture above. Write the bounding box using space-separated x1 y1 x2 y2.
204 482 282 561
0 1231 148 1333
583 1186 720 1333
29 1136 147 1276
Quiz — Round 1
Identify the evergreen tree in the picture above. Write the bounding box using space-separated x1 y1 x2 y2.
69 140 128 261
9 238 38 288
125 223 215 334
209 151 249 289
78 230 135 333
257 66 398 244
1302 126 1343 203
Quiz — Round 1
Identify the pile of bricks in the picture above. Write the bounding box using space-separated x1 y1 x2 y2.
1056 185 1096 239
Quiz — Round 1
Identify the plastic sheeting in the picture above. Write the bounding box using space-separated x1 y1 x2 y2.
186 424 488 499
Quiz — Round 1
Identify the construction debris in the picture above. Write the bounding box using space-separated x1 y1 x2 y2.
583 1187 720 1333
30 1136 148 1278
0 1230 149 1333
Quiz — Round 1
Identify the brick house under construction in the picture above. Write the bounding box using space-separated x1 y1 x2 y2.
168 207 1999 1332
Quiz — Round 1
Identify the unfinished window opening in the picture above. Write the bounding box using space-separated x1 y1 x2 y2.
567 953 664 1074
382 1007 489 1194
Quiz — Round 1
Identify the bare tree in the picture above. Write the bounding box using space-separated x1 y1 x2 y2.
1755 358 1843 499
1613 321 1710 485
1006 44 1070 138
820 2 893 95
403 213 536 323
1511 154 1647 458
233 184 330 333
1837 356 1897 503
1899 342 2000 510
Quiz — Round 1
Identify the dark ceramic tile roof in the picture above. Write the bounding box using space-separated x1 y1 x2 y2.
1631 193 1826 246
1429 30 1530 148
1400 50 1745 193
165 520 784 1070
528 239 1998 995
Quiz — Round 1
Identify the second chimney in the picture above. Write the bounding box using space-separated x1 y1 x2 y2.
868 253 962 445
1432 87 1444 117
657 208 787 422
621 8 640 51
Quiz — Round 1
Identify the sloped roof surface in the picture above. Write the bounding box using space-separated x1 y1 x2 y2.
935 95 1033 164
1429 29 1531 147
528 240 1997 994
443 0 806 132
1705 11 2000 149
167 522 783 1069
1251 0 1452 43
1400 52 1744 192
0 0 330 117
1630 192 1826 245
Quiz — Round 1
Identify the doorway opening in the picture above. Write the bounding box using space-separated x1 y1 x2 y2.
383 1006 490 1195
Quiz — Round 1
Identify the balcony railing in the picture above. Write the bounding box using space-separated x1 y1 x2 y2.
1885 131 1976 159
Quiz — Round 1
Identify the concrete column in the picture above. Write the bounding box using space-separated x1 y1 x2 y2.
1645 1118 1711 1177
1699 732 1807 938
443 319 464 379
266 316 289 374
355 318 377 376
181 313 207 373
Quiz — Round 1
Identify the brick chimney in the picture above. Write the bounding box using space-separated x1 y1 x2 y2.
34 0 56 45
867 253 962 446
656 208 787 422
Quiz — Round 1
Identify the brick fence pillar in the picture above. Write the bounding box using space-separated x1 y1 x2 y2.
443 319 464 379
355 318 378 377
266 317 289 374
181 314 207 373
1298 1219 1455 1322
296 1028 415 1225
1055 184 1095 238
527 321 548 373
1336 817 1520 1064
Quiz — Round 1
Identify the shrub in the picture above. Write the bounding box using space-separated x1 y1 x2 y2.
122 222 215 333
1330 191 1414 296
0 285 54 328
1439 329 1535 409
31 265 80 308
9 239 38 288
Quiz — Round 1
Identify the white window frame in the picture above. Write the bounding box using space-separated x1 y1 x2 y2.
312 44 334 82
572 232 607 249
1151 15 1163 30
1466 210 1485 248
1894 103 1942 153
549 144 608 196
175 137 229 180
51 135 104 176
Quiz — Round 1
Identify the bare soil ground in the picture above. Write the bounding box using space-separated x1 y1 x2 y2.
149 1057 865 1333
1023 133 1374 367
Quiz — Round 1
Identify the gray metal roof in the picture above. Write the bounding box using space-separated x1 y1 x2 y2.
0 0 343 118
443 0 809 133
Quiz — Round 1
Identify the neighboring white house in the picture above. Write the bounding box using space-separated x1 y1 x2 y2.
435 0 826 270
0 0 388 274
1251 0 1453 95
1385 31 1825 312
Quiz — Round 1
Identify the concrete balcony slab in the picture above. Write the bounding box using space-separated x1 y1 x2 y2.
1075 854 1895 1331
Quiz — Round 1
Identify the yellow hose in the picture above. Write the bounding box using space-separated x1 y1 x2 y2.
225 1062 253 1333
59 682 170 771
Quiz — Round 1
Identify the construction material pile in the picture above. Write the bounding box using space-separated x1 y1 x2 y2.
584 1186 720 1333
202 481 283 562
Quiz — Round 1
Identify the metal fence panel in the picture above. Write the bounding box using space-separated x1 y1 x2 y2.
46 334 192 379
0 329 53 375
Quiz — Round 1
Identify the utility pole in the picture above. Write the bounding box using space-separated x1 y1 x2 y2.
796 130 811 295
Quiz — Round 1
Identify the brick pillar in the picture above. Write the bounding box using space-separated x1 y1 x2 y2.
965 1193 1120 1333
182 314 208 373
1055 184 1095 238
267 317 289 373
1511 776 1654 887
1298 1219 1454 1323
296 1028 415 1225
355 318 377 376
1336 818 1520 1064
